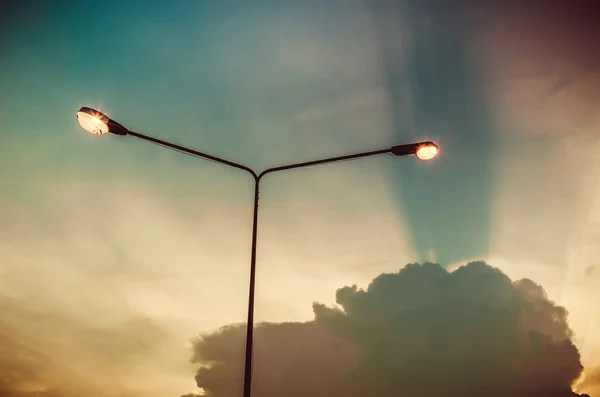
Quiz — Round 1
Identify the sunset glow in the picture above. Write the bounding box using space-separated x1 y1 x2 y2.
1 1 599 397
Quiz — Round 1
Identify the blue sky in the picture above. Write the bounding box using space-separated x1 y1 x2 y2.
0 0 494 264
1 1 599 396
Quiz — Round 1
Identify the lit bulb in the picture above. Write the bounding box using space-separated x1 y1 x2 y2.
416 145 438 160
77 110 109 135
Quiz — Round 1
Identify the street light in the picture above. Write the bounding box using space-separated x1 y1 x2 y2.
77 107 128 136
75 106 438 397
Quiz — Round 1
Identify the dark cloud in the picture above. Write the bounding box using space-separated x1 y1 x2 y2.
190 321 359 397
190 261 589 397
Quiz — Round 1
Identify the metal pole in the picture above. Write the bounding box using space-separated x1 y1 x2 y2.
243 175 260 397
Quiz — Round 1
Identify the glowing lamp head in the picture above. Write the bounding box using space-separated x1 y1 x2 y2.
75 107 128 136
390 141 439 158
416 143 438 160
77 107 110 135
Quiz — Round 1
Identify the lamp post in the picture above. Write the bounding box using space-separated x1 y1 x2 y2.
75 106 438 397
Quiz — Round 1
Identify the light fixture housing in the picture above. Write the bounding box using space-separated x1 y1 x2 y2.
76 107 128 135
391 141 438 160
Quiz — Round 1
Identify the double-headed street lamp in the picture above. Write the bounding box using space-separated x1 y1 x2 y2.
76 106 438 397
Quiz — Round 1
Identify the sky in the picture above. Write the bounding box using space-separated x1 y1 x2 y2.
0 0 599 396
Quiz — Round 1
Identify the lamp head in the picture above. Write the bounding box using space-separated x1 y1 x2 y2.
390 141 438 160
76 107 128 136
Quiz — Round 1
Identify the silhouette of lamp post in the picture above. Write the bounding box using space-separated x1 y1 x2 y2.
75 106 438 397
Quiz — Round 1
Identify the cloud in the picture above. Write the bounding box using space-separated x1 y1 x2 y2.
0 292 175 397
578 367 600 396
190 261 590 397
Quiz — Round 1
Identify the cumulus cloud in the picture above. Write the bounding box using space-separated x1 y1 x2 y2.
190 261 591 397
